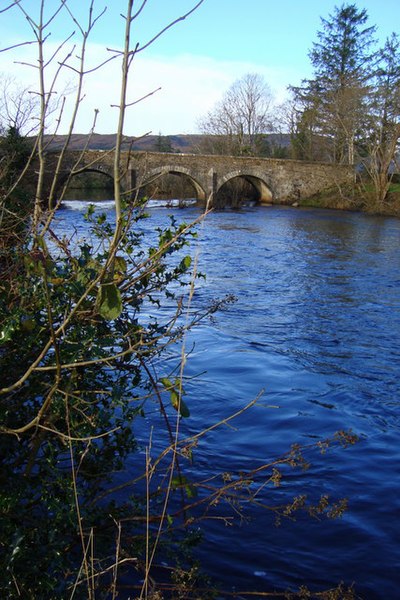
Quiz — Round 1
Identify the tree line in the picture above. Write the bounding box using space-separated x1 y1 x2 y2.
197 3 400 208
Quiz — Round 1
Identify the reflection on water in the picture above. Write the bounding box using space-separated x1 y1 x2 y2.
63 187 113 202
53 203 400 599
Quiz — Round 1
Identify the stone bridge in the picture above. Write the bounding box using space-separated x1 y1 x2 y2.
45 149 354 206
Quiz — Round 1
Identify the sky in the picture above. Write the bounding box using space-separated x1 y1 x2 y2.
1 0 399 136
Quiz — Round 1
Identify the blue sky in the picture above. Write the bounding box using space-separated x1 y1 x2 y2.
1 0 399 135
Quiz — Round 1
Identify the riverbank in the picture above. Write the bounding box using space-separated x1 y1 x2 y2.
298 184 400 217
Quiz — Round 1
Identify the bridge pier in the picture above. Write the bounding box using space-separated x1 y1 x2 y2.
207 168 218 205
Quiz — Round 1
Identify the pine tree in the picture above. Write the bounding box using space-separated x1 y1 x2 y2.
291 3 376 164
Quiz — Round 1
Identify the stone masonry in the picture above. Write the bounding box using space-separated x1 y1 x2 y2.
44 149 354 206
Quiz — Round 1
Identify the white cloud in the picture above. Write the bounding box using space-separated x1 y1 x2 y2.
73 52 297 135
1 41 296 136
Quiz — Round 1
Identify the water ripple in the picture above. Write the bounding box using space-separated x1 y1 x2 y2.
55 204 400 599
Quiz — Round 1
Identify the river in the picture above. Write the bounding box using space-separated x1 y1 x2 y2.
56 200 400 599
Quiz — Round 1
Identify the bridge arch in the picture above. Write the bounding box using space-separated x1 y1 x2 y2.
74 166 115 181
55 166 116 201
216 169 273 206
139 166 207 201
79 161 115 179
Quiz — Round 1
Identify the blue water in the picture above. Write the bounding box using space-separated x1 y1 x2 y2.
56 201 400 599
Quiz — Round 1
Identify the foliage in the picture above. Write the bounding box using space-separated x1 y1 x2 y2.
286 2 400 210
0 192 359 597
0 126 33 279
153 134 175 153
0 1 211 597
0 201 203 597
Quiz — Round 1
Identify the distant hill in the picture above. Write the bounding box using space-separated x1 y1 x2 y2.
40 133 291 154
41 133 207 153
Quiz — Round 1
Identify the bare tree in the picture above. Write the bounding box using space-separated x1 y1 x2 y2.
0 74 39 135
198 72 275 156
360 33 400 207
274 93 326 161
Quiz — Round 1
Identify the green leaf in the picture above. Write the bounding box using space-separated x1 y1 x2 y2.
20 316 36 332
170 475 197 498
170 389 180 411
160 377 172 389
84 203 95 218
76 258 101 285
185 483 197 498
114 256 127 275
160 378 190 417
0 322 16 344
171 474 187 488
179 255 192 271
178 398 190 418
170 390 190 418
96 283 122 320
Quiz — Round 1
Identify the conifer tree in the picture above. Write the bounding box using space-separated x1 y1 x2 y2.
291 3 376 164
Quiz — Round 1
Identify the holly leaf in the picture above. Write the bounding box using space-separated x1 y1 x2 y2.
96 283 122 320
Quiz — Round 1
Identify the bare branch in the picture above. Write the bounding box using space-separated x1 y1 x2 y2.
110 86 161 109
0 39 36 53
61 53 117 76
0 1 21 15
131 0 147 21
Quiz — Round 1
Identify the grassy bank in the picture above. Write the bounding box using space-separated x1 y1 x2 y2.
298 183 400 218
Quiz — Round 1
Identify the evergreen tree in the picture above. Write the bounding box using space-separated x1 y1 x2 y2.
291 3 376 164
0 126 32 278
154 132 174 152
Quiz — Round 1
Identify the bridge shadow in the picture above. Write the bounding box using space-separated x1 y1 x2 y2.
61 169 114 201
214 175 271 208
139 168 272 208
139 170 201 203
